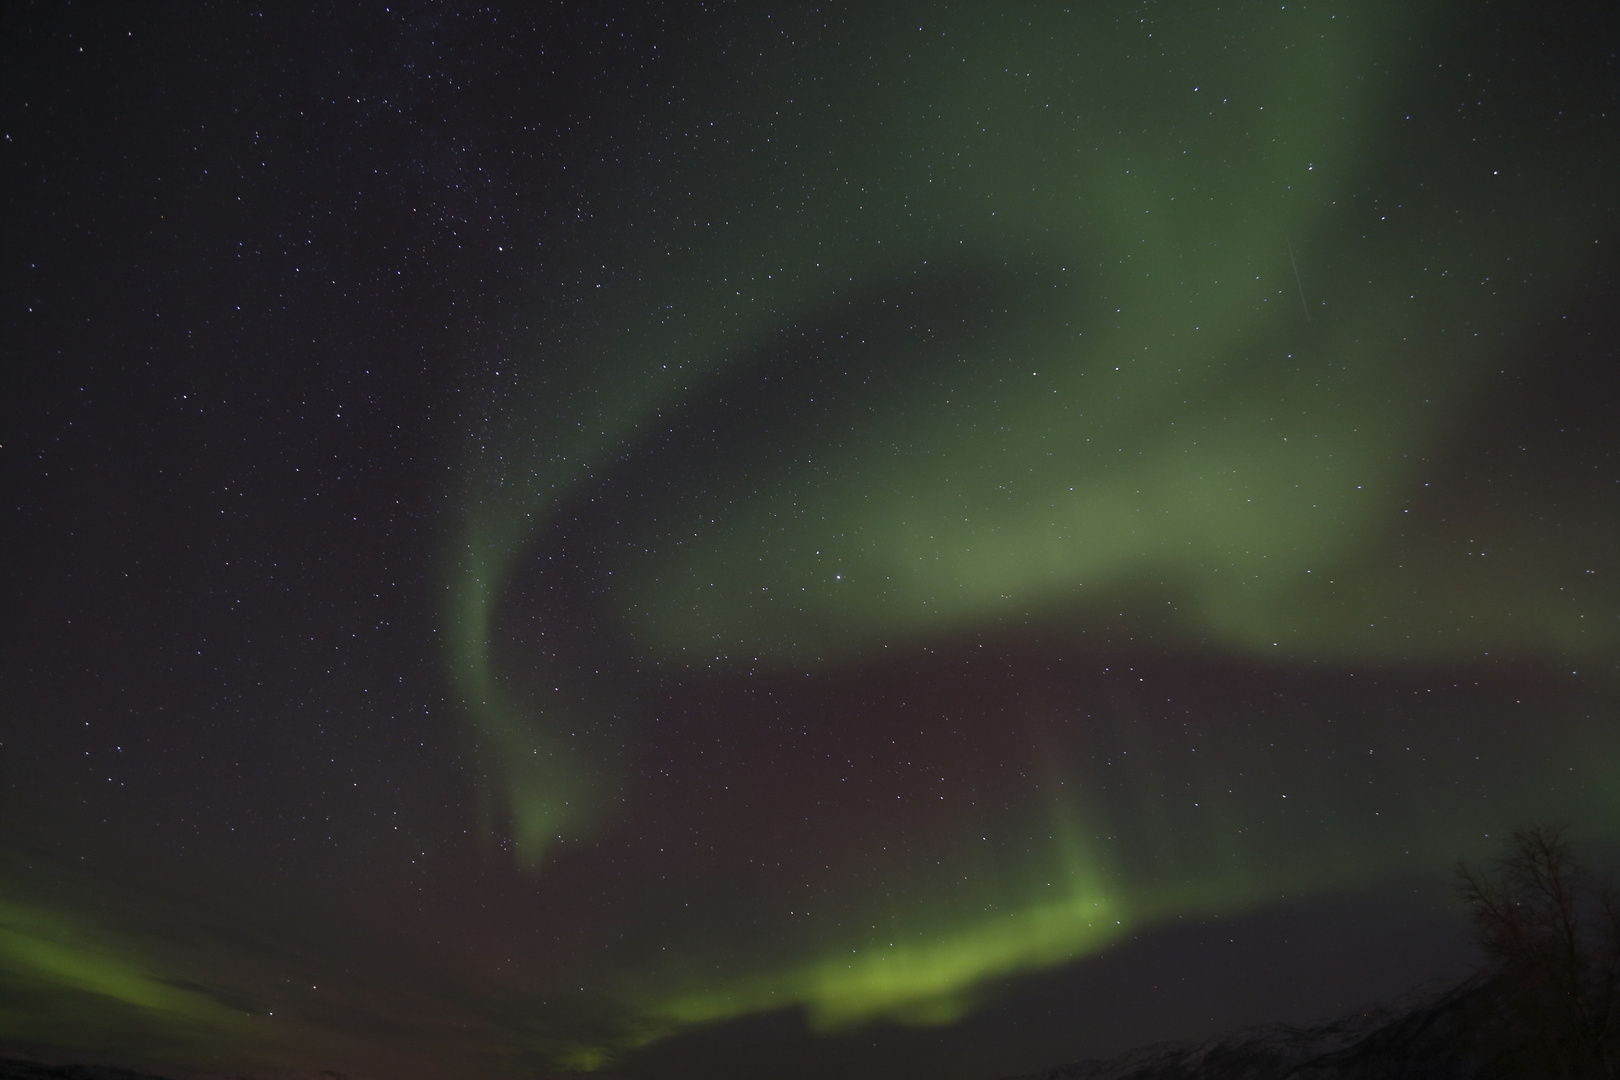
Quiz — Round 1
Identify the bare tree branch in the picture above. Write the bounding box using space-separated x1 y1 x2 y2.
1457 824 1620 1079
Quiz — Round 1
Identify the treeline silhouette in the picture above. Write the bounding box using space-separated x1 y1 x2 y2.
1458 824 1620 1079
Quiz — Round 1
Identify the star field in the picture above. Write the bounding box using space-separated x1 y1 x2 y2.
3 3 1617 1078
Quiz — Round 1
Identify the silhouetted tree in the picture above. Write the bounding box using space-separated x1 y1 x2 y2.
1458 823 1620 1079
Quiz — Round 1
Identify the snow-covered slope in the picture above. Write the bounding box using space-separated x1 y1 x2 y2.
1005 976 1498 1080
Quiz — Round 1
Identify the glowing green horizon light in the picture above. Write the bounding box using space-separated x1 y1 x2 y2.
652 886 1128 1035
0 895 255 1061
0 900 213 1015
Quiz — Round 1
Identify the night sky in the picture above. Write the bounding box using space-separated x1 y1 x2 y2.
3 3 1618 1078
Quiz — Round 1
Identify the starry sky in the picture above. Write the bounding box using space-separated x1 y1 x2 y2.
3 2 1618 1078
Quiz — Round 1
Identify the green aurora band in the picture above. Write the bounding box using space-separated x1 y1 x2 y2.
0 893 256 1066
444 0 1618 1064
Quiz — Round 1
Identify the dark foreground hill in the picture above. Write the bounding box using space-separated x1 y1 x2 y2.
1006 975 1501 1080
0 1063 353 1080
0 1062 177 1080
2 975 1504 1080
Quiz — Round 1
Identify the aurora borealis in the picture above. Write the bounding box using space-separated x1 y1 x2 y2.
5 2 1618 1078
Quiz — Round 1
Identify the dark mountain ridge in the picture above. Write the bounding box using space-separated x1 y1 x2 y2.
1004 974 1505 1080
0 973 1532 1080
